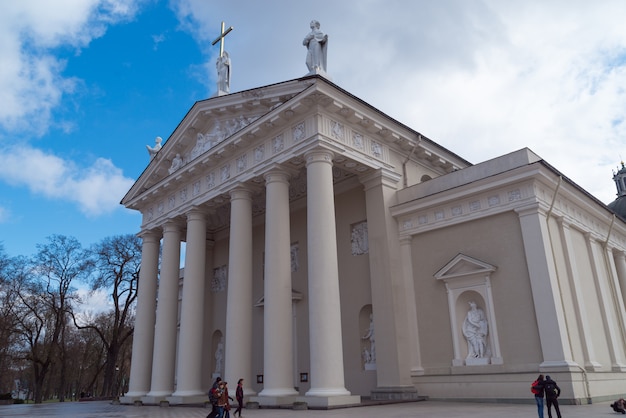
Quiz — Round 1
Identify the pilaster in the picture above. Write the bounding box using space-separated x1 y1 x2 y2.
359 168 418 400
515 204 577 370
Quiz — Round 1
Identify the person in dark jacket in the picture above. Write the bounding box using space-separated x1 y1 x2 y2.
234 378 244 418
542 375 562 418
611 398 626 414
206 377 222 418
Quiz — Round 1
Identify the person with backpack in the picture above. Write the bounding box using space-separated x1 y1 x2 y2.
206 377 222 418
531 374 545 418
543 375 562 418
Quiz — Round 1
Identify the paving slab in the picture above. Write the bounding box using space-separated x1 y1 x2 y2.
0 399 618 418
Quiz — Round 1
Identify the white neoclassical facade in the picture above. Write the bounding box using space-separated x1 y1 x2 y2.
121 75 626 407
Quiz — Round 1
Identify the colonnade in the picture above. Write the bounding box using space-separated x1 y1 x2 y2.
121 149 360 407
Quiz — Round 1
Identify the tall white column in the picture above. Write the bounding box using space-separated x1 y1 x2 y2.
170 209 207 402
303 149 353 403
225 187 256 395
144 221 181 400
123 230 160 401
258 170 298 401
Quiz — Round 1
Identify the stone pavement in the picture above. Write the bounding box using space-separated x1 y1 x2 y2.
0 400 619 418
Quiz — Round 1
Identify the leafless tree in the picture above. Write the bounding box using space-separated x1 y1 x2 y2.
11 235 93 403
73 234 141 397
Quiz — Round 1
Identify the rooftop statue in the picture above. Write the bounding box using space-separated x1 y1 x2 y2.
146 136 162 159
303 20 328 75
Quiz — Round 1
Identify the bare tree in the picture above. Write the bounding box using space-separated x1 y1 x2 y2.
11 235 93 403
73 234 141 397
0 244 19 394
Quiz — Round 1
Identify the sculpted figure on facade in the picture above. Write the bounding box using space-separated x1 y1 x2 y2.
462 301 488 358
146 136 162 159
168 153 183 174
216 51 231 94
362 313 376 364
215 337 224 374
351 221 369 255
303 20 328 74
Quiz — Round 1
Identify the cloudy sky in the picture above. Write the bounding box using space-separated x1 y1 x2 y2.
1 0 626 257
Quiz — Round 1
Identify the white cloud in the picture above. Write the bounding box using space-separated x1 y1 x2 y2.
171 0 626 203
0 0 139 134
0 146 134 216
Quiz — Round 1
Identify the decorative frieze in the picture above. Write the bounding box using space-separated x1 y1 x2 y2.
292 122 305 142
273 134 284 154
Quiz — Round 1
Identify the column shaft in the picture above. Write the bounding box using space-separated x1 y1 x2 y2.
225 188 256 395
146 221 181 398
172 210 207 397
305 150 350 397
258 170 298 398
124 231 160 398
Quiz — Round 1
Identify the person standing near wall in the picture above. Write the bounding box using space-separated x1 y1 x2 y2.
532 374 545 418
543 375 562 418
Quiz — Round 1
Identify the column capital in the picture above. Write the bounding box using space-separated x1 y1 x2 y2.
162 219 183 233
138 229 161 242
186 207 207 222
264 169 292 185
304 148 334 166
229 186 254 201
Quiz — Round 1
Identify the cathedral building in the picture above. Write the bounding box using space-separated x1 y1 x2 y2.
120 25 626 408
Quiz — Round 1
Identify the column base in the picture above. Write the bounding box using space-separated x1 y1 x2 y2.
249 394 298 407
295 394 361 408
166 394 210 405
371 386 419 401
119 395 144 405
141 394 170 405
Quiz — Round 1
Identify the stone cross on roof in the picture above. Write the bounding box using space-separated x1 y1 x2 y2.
212 21 233 58
212 21 234 96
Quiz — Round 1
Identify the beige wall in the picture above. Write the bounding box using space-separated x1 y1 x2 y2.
411 211 542 373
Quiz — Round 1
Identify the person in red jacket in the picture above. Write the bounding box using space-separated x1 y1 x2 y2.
531 374 545 418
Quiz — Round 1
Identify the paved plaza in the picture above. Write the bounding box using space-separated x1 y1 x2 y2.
0 400 619 418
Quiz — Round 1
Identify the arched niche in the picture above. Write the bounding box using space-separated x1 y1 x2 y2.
434 253 503 367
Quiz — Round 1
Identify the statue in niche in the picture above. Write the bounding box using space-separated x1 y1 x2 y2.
146 136 162 159
168 153 183 174
303 20 328 74
215 337 224 374
351 221 369 255
361 313 376 364
291 243 299 272
216 51 231 94
462 301 489 358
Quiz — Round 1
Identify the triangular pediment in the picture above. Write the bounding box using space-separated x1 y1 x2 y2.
434 253 496 281
122 78 315 206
